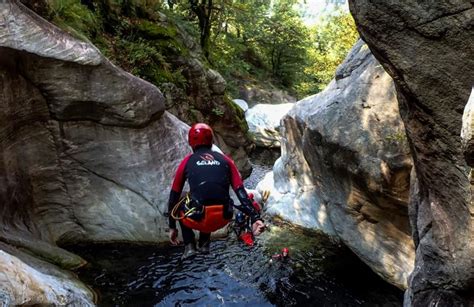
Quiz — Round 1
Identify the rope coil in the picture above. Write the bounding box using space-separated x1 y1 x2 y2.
170 193 201 220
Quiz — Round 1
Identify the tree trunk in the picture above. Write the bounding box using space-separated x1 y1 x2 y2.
189 0 213 59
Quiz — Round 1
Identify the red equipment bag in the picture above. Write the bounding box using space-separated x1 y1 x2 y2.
180 204 231 233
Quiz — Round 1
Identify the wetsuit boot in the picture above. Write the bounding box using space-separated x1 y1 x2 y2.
182 242 197 259
198 232 211 254
198 240 210 254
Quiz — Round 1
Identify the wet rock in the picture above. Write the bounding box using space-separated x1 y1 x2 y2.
349 0 474 304
246 103 294 148
258 40 414 289
0 247 94 306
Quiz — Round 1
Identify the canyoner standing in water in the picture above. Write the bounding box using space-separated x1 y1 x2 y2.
166 123 265 259
233 193 263 246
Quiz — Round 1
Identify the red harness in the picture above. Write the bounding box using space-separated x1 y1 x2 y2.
180 204 231 233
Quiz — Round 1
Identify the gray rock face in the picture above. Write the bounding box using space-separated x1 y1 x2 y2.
462 88 474 166
258 40 414 289
0 0 101 65
0 1 191 304
348 1 474 305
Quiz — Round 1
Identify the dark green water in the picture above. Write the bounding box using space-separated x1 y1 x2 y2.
67 148 403 306
68 223 402 306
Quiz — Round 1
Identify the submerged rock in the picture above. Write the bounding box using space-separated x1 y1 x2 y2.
258 40 414 289
349 1 474 304
246 103 294 148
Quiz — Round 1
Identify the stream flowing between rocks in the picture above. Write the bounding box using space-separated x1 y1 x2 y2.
67 148 403 306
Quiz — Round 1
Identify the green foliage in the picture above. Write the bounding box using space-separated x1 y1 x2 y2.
168 0 356 98
37 0 191 88
259 0 310 89
385 131 408 147
135 19 177 39
41 0 358 101
296 12 359 97
47 0 101 40
111 37 186 85
211 107 225 117
223 95 250 138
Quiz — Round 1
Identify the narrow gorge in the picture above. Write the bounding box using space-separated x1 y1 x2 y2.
1 0 473 306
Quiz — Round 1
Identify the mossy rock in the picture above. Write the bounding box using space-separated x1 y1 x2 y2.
135 19 177 39
224 95 249 133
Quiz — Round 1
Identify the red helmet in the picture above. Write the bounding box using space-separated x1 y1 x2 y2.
188 123 213 149
282 247 289 255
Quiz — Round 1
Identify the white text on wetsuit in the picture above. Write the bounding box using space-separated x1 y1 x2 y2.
196 160 221 166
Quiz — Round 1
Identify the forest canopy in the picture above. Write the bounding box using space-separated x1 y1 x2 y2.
43 0 358 99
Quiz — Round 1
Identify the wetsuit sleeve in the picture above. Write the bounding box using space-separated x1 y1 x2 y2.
224 155 262 224
167 154 191 229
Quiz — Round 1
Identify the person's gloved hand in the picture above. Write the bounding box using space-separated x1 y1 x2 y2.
169 228 181 245
252 220 266 236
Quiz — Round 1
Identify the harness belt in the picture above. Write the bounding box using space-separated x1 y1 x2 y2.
180 204 231 233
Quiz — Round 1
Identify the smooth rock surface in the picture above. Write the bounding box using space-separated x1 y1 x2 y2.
258 40 414 289
349 1 474 304
0 1 191 304
0 0 186 244
0 248 94 306
0 0 101 65
246 103 294 147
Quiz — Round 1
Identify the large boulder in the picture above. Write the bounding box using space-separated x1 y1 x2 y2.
0 1 190 303
246 103 294 147
258 40 414 289
348 1 474 305
0 0 190 245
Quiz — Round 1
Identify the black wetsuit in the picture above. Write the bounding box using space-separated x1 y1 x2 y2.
167 146 261 245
